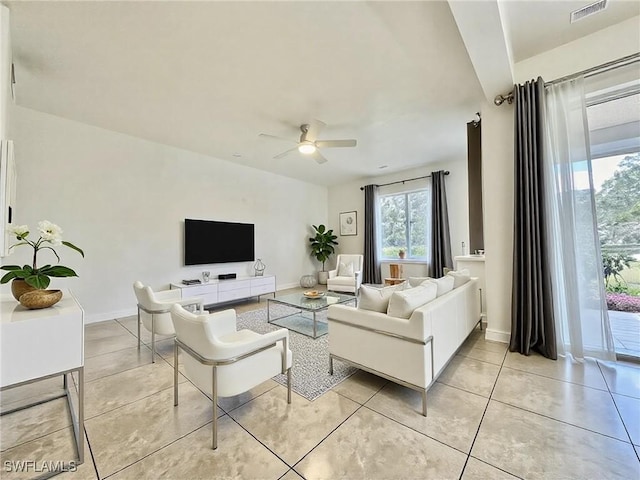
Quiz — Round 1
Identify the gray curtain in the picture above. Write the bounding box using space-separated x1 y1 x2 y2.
510 78 557 360
363 184 381 284
430 170 452 277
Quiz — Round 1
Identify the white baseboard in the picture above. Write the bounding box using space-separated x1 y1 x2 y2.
485 328 510 344
277 282 303 291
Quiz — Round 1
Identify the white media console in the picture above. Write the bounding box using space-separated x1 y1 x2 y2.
170 275 276 307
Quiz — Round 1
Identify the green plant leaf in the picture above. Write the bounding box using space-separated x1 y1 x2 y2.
40 265 78 277
22 265 34 274
0 265 22 271
25 274 50 289
62 241 85 258
1 271 18 283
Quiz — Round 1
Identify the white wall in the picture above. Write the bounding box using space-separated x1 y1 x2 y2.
3 106 327 322
327 158 469 273
479 17 640 343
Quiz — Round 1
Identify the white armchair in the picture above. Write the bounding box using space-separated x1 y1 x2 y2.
133 281 204 363
171 304 293 449
327 254 363 294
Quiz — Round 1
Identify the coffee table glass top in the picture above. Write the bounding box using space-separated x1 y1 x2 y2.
267 292 355 338
269 292 354 310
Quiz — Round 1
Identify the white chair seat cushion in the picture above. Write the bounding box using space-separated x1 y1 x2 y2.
338 262 355 277
427 276 455 296
358 284 398 313
329 276 357 286
387 282 438 319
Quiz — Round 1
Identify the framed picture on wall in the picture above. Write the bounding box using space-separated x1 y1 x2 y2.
339 211 357 236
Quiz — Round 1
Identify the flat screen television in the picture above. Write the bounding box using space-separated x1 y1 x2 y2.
184 219 255 265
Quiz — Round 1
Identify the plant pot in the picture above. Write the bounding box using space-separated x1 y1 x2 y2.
11 279 37 301
318 271 329 285
19 289 63 309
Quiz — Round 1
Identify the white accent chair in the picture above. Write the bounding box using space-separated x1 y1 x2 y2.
170 304 293 449
133 281 204 363
327 254 363 294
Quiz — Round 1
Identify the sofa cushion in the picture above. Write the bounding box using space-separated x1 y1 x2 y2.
338 262 355 277
428 275 455 297
387 282 438 319
358 284 399 313
330 276 357 286
408 276 432 287
447 269 471 288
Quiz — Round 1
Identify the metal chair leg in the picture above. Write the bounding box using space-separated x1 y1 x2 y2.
287 368 291 404
151 316 156 363
174 341 179 407
212 366 218 450
137 306 141 350
329 355 334 375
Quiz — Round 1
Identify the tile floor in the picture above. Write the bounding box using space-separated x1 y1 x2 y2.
1 289 640 479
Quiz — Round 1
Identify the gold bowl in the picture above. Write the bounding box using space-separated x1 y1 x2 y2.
19 290 63 309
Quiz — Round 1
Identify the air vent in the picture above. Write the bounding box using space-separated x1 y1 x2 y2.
571 0 608 23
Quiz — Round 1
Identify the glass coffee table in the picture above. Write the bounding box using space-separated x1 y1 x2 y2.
267 292 355 338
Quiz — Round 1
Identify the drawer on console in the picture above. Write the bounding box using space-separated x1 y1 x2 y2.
251 276 275 287
218 280 251 292
251 284 275 296
218 289 250 303
181 285 217 297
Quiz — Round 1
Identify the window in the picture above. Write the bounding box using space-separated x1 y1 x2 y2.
378 189 429 260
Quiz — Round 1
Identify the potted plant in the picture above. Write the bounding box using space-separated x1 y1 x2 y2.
1 221 84 304
308 224 338 285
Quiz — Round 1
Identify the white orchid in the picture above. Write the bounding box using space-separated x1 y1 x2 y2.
1 221 84 289
9 224 29 239
38 220 63 243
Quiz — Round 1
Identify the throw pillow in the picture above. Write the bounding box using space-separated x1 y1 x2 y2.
338 262 355 277
447 269 471 288
387 282 438 319
408 276 432 287
427 275 455 297
358 284 399 313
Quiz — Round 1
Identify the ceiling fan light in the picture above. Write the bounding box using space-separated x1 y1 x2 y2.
298 142 316 154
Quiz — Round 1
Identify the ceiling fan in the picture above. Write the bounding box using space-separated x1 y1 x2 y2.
259 119 357 164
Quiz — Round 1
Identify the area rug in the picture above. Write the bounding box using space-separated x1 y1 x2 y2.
235 304 357 401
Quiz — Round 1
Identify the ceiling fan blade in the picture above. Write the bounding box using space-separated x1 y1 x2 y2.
273 147 299 159
259 133 295 143
311 150 328 164
306 119 327 142
315 139 357 149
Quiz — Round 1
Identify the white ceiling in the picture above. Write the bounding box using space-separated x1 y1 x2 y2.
5 1 639 187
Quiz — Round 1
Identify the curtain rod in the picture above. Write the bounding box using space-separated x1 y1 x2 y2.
359 171 449 191
493 52 640 106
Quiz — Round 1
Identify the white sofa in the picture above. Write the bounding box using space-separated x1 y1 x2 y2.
327 277 481 415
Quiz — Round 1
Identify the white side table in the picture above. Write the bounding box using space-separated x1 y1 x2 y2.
1 289 85 471
455 255 486 324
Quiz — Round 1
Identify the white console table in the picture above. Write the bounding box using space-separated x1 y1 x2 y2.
455 255 486 323
170 275 276 307
0 289 85 472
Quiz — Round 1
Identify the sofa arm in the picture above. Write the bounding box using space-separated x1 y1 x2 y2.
328 269 338 279
328 304 430 342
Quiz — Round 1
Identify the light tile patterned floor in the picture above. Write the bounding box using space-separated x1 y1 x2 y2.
1 288 639 479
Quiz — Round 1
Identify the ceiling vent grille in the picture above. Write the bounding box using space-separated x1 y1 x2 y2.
571 0 608 23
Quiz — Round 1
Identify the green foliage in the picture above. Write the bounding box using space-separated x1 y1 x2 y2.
308 224 338 271
602 252 633 289
596 153 640 246
379 190 428 258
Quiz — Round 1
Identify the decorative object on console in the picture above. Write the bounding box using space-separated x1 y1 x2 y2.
202 271 210 283
339 211 357 236
18 289 63 309
218 273 237 280
254 258 265 276
0 221 84 303
300 274 317 288
308 224 338 285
